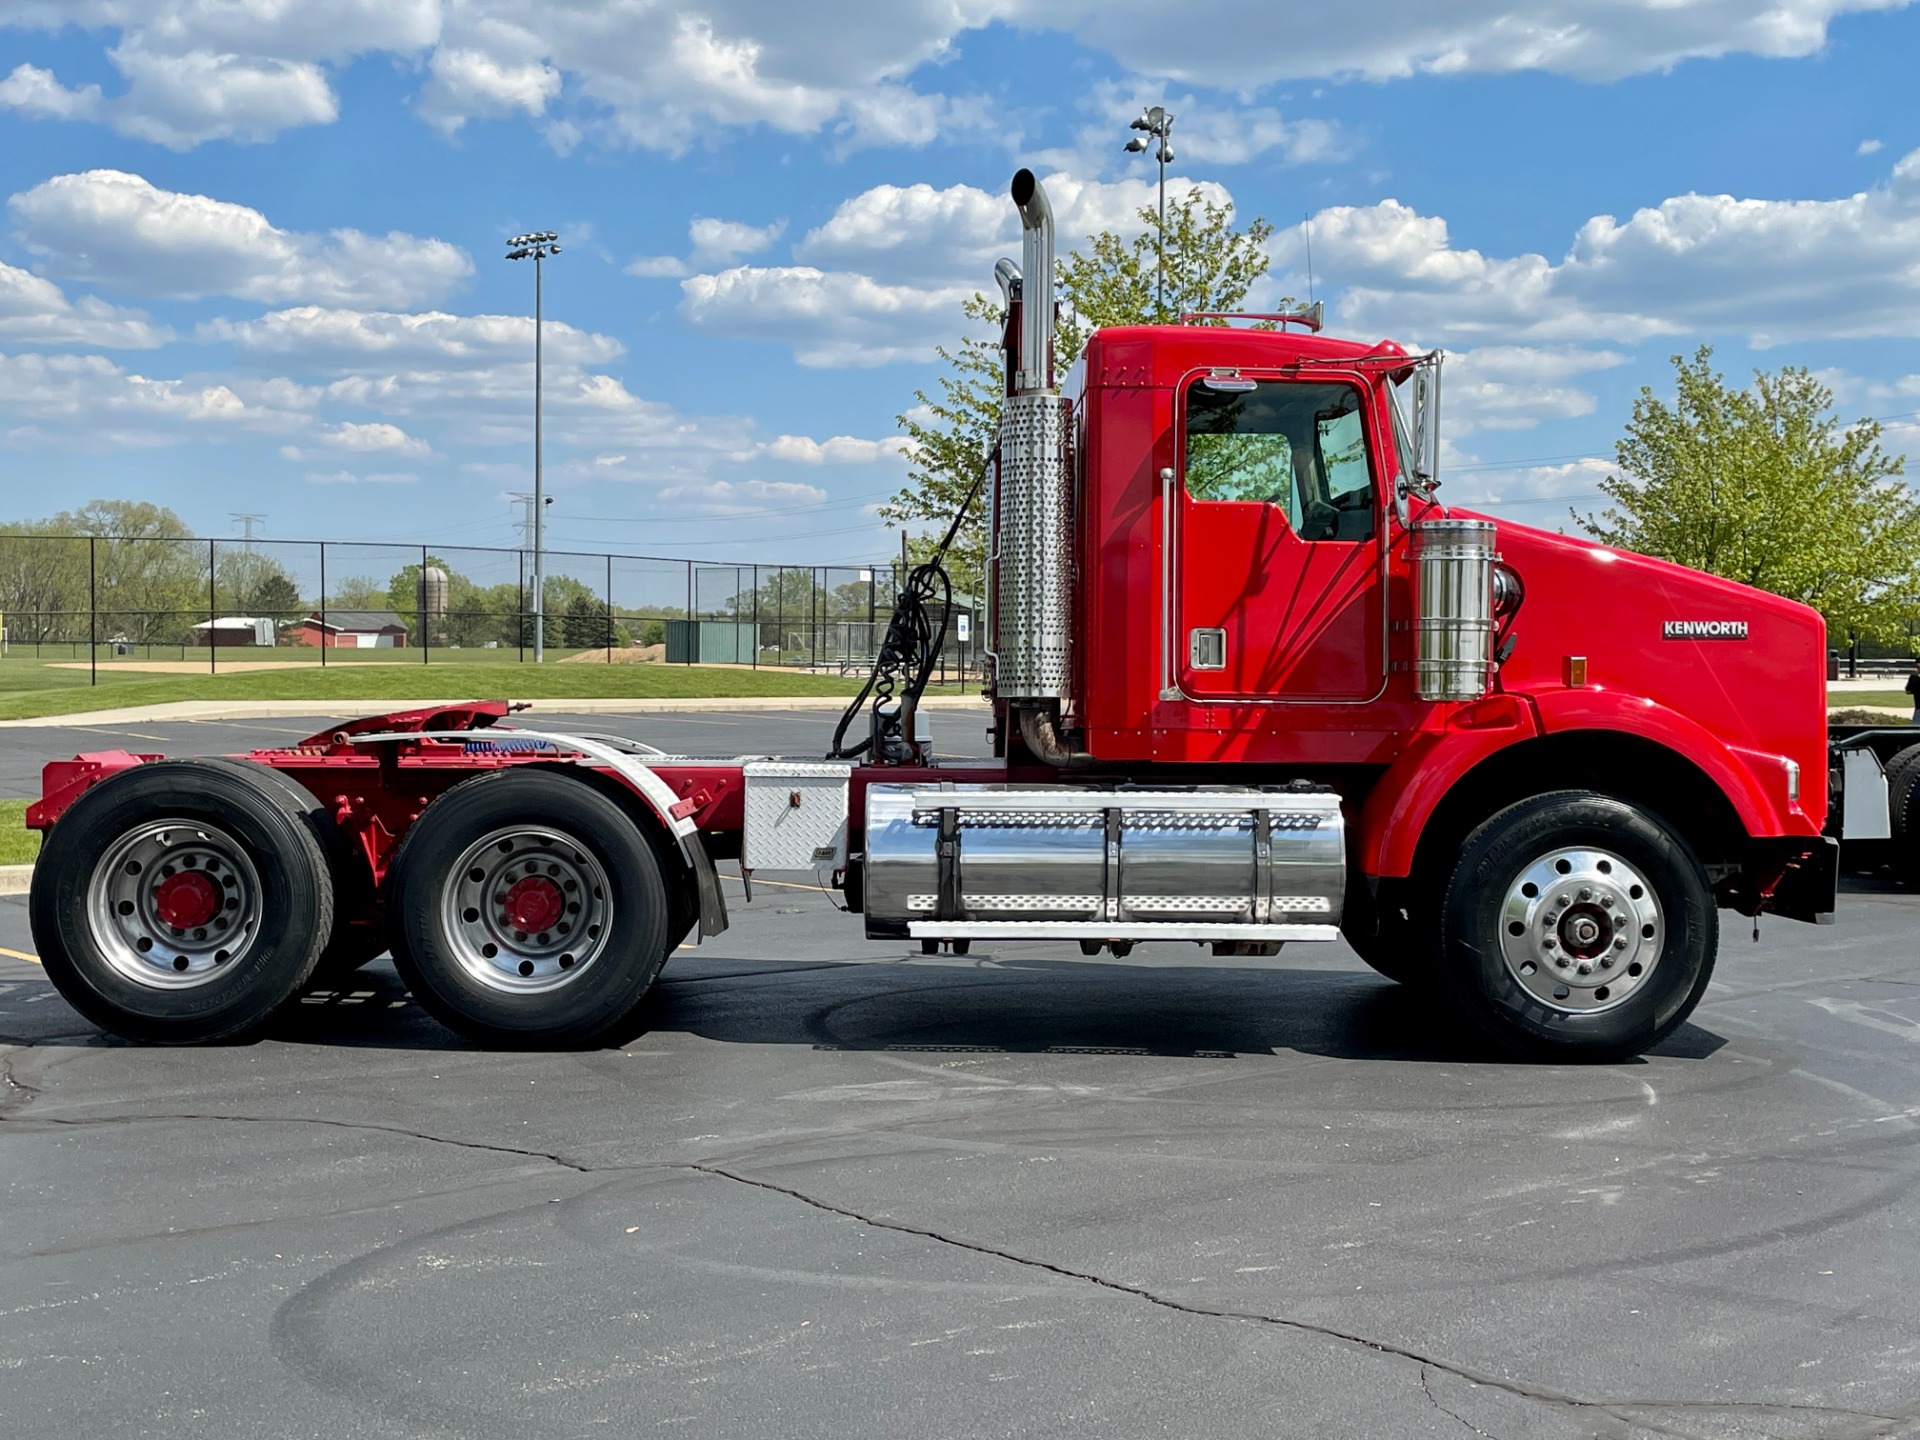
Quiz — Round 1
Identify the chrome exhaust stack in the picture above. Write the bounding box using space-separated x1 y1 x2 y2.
994 168 1079 752
1010 168 1054 394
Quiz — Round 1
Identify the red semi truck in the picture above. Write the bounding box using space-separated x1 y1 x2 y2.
24 171 1838 1061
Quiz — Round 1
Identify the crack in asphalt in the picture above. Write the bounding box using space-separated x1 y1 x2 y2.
683 1161 1912 1440
0 1049 44 1118
4 1088 1916 1438
0 1105 608 1174
1420 1365 1501 1439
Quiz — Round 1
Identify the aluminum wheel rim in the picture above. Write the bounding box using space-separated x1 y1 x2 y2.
438 826 614 994
86 818 265 990
1497 846 1662 1015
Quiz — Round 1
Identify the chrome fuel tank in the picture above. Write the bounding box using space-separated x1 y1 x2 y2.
864 784 1345 943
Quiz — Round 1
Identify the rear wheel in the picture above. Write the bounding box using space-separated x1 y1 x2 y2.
189 757 384 982
387 770 672 1047
28 760 333 1043
1438 791 1716 1061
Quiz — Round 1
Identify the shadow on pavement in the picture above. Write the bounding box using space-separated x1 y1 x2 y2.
256 954 1726 1067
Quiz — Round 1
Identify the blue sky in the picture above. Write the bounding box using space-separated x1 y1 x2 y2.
3 0 1919 570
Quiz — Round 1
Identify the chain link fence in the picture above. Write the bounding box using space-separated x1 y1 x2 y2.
0 533 982 685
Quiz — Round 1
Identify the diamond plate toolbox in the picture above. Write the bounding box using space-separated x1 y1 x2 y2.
742 761 853 871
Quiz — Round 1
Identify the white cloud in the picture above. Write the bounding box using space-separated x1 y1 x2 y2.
316 421 430 457
689 215 786 266
0 261 171 348
0 0 438 146
0 348 307 449
202 307 623 368
1445 346 1628 433
1274 146 1920 347
418 32 562 133
0 2 1903 153
1022 0 1914 85
795 172 1234 287
104 41 337 149
692 171 1240 366
1450 456 1616 508
1030 82 1353 177
625 255 691 279
0 63 103 121
652 477 830 512
759 434 908 464
10 171 471 308
1860 138 1886 155
679 265 975 367
628 214 787 279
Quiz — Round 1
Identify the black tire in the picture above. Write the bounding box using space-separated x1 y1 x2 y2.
387 769 671 1047
190 758 384 982
1438 791 1717 1062
28 760 334 1044
1885 746 1920 884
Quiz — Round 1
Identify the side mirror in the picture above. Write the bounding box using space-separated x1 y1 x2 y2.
1410 354 1442 486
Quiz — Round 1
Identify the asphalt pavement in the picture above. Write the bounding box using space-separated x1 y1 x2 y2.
0 706 995 798
3 711 1920 1437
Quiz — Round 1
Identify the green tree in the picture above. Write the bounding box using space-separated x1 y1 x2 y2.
884 188 1278 596
49 500 203 644
562 592 615 648
1579 347 1920 644
0 521 90 643
325 574 390 610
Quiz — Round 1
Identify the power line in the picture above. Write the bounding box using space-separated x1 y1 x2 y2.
565 490 896 525
544 519 889 549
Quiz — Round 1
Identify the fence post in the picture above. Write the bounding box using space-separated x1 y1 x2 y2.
208 538 217 675
89 535 97 687
517 549 525 662
684 561 692 666
317 542 327 668
750 564 758 669
605 553 613 663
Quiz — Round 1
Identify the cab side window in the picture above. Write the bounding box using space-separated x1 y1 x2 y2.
1183 379 1377 542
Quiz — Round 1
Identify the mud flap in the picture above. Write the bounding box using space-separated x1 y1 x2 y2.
1766 836 1839 925
688 832 729 938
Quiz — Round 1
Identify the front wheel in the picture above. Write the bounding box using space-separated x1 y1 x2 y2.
1439 791 1717 1061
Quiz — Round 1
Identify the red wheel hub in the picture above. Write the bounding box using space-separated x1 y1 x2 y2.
501 875 565 933
153 870 220 929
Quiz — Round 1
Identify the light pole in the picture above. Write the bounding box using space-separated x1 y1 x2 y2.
1124 106 1175 321
506 230 560 661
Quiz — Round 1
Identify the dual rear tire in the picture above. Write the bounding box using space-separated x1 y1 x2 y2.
31 761 681 1049
384 770 675 1048
30 760 338 1044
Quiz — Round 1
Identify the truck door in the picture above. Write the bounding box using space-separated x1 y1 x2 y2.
1173 373 1385 702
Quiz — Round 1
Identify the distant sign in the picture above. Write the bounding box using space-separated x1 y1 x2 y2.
956 613 971 642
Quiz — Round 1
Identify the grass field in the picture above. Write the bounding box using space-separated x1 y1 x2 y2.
0 654 870 721
0 800 37 864
1834 692 1910 712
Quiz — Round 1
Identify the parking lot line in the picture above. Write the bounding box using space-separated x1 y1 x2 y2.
0 945 40 964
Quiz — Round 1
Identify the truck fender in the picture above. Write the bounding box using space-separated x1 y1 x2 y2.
337 725 730 939
1355 695 1540 879
523 731 730 940
1529 688 1795 838
1356 690 1795 880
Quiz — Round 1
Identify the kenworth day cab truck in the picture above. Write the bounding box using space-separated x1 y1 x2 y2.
26 171 1847 1061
